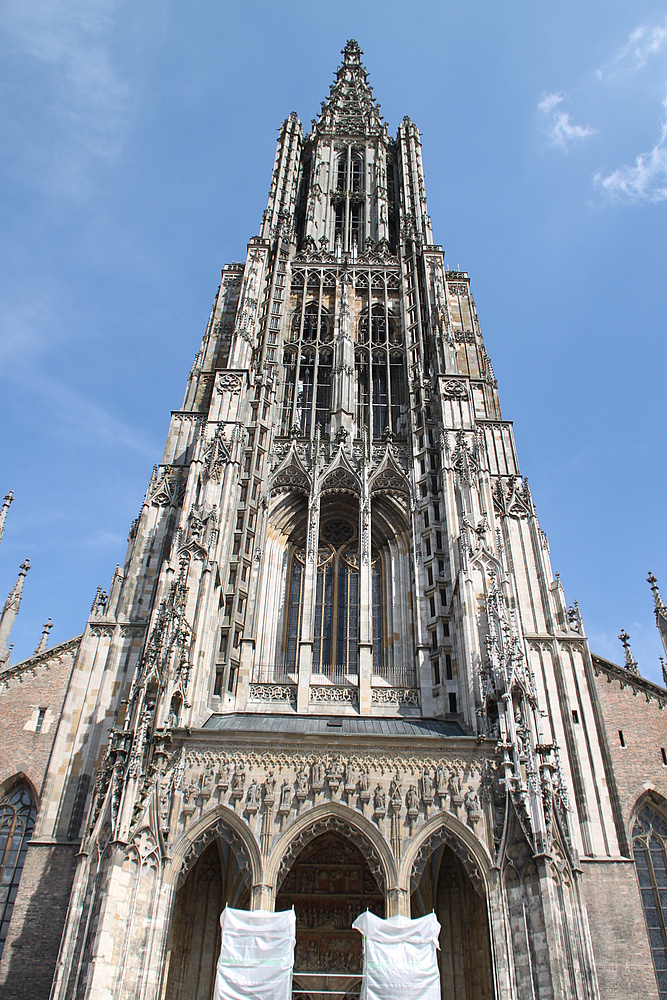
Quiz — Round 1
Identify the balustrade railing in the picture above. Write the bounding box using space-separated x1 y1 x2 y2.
251 663 297 685
311 663 358 686
372 664 417 687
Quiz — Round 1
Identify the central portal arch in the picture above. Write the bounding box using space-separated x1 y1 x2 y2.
276 830 384 1000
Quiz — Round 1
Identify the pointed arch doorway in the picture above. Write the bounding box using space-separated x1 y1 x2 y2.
163 838 251 1000
275 830 384 1000
411 841 493 1000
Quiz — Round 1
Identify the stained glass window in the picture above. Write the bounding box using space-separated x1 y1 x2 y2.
0 785 36 958
633 802 667 1000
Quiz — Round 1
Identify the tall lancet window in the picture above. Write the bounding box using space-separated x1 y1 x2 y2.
0 784 36 958
282 303 333 437
633 802 667 1000
357 303 405 440
313 520 359 674
285 549 305 670
372 556 383 669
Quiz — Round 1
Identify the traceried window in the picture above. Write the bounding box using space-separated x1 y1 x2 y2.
281 303 333 437
356 304 406 440
283 519 383 677
633 802 667 999
0 785 36 958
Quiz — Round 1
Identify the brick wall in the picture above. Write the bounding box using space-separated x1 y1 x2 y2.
592 663 667 827
583 658 667 998
0 844 78 1000
0 643 78 798
580 859 658 1000
0 642 79 998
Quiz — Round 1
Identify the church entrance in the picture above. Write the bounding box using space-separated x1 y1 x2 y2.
411 842 493 1000
275 831 384 1000
163 839 251 1000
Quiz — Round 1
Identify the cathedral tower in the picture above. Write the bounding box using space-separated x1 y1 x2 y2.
6 40 666 1000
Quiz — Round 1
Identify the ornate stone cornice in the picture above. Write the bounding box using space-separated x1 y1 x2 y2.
0 635 82 686
591 652 667 708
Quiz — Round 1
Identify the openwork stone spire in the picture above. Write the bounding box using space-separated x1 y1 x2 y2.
315 39 385 137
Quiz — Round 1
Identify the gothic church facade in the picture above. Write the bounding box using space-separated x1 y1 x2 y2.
1 39 667 1000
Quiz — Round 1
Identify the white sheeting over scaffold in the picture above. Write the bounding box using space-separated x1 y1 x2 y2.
352 912 441 1000
214 906 296 1000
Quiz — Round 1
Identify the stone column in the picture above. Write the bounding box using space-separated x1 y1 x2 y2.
359 464 373 715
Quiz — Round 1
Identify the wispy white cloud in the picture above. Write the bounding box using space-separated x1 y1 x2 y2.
597 16 667 78
595 90 667 202
538 92 595 150
0 0 132 196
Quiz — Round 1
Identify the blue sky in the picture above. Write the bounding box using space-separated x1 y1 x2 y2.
1 1 666 683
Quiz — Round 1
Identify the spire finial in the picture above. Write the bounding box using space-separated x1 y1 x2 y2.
0 558 31 666
618 629 639 674
0 491 14 547
34 618 53 656
648 571 667 660
648 571 664 609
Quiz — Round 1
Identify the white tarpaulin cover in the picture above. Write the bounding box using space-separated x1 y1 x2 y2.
352 911 441 1000
214 906 296 1000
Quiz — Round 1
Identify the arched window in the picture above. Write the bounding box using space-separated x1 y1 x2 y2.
0 785 36 958
633 802 667 1000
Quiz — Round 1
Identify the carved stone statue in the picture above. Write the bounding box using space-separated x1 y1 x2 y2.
280 778 292 812
406 784 419 813
218 763 230 791
374 784 386 814
247 779 259 809
201 765 214 801
390 775 402 809
296 769 309 797
264 770 276 802
464 785 481 822
422 770 434 802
